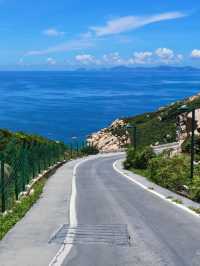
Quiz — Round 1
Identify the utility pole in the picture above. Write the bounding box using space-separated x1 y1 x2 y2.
133 126 137 150
125 124 137 150
191 109 195 179
178 105 196 179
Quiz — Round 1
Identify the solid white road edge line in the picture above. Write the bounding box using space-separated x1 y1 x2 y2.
113 160 200 218
49 157 89 266
48 161 78 266
49 153 124 266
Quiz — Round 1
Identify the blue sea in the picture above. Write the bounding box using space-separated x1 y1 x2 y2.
0 70 200 143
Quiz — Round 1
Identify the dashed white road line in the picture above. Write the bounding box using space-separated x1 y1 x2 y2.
113 160 200 218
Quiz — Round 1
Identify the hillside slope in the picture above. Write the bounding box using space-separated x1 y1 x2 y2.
0 129 65 153
88 93 200 152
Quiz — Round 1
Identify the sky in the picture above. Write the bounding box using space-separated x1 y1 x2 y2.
0 0 200 70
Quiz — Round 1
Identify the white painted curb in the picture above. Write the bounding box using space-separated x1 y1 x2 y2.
113 160 200 219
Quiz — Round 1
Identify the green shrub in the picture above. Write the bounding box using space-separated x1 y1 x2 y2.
189 175 200 202
123 147 136 169
181 136 200 158
124 146 155 169
148 155 190 192
181 137 191 153
80 145 99 155
133 147 155 169
148 155 167 182
181 136 198 153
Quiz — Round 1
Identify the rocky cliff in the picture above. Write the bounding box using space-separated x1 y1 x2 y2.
88 93 200 153
87 119 129 152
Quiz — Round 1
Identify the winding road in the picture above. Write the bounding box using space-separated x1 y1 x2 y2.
61 155 200 266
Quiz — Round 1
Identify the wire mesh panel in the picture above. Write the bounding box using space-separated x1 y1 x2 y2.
0 139 67 213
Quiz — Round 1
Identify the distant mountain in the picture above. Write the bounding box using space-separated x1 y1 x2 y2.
109 65 200 72
75 67 88 72
73 65 200 73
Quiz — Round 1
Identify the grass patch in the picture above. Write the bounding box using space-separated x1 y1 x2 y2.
166 196 183 204
189 206 200 214
166 196 174 199
130 168 149 178
0 177 46 240
172 198 183 204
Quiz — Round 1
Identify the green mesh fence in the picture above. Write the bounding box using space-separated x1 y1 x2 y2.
0 141 66 213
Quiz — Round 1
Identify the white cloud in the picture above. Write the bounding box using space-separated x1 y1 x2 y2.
73 49 183 67
43 28 65 37
177 54 184 61
75 54 97 64
130 51 153 64
102 52 125 65
191 49 200 59
103 49 183 66
155 48 183 64
74 52 125 66
155 48 174 60
91 12 187 36
46 57 56 65
26 36 94 56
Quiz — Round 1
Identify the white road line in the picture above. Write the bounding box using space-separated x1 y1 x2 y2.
49 158 87 266
113 160 200 218
49 153 124 266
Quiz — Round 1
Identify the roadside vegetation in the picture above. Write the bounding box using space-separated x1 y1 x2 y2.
0 176 46 240
80 144 99 155
122 94 200 148
0 128 99 239
122 94 200 204
124 145 200 203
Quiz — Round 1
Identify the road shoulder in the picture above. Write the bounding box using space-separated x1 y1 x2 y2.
114 158 200 217
0 158 82 266
0 153 124 266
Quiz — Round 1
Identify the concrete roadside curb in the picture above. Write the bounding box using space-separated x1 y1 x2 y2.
21 160 67 199
0 152 125 266
0 157 84 266
114 158 200 218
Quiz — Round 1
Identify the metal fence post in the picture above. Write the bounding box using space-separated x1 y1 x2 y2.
76 143 79 154
38 144 41 173
191 109 195 179
1 159 6 212
48 145 51 167
32 146 36 178
14 155 19 201
21 149 26 191
70 143 73 158
43 145 47 169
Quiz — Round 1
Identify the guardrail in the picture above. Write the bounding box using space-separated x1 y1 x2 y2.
152 142 180 155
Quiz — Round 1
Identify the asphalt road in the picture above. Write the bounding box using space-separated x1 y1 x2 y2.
63 155 200 266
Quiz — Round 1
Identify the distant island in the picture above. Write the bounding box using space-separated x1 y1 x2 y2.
74 65 200 73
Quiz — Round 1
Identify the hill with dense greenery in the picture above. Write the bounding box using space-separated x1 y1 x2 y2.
122 93 200 206
122 93 200 148
88 93 200 152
